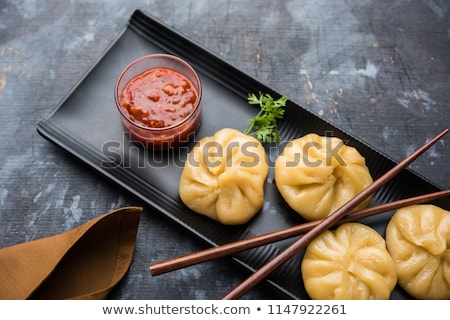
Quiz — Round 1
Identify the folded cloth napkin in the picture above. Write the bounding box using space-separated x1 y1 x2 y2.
0 206 142 300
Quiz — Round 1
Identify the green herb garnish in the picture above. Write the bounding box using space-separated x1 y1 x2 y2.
244 92 287 143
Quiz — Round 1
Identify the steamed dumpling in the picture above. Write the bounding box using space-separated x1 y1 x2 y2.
385 204 450 299
301 222 397 300
274 133 373 221
179 128 269 225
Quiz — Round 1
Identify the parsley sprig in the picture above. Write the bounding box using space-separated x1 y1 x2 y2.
244 92 287 143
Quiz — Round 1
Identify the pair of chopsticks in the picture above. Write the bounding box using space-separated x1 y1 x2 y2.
149 129 449 299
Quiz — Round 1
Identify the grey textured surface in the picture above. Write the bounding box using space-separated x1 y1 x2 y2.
0 0 449 299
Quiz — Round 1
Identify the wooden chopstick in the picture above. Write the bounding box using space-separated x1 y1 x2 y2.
221 129 448 299
149 189 450 276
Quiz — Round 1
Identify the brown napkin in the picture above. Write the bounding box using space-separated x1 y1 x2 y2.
0 206 142 300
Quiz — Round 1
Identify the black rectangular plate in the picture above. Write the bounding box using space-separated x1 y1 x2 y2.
37 9 449 299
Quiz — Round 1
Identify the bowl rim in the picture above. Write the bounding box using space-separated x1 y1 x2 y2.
114 53 202 131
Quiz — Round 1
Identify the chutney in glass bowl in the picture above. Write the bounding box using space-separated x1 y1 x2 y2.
115 54 202 150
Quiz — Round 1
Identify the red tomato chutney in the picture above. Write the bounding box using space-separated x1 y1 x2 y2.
117 64 202 150
120 68 198 128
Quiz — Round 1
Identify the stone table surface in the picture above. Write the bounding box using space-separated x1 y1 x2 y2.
0 0 449 299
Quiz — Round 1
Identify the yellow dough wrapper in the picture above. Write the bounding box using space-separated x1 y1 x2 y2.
274 133 373 220
179 128 269 225
386 204 450 299
301 222 397 299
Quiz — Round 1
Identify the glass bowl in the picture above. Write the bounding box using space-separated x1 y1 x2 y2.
115 54 202 150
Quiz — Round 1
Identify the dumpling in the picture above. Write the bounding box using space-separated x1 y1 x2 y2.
301 222 397 300
274 133 373 221
385 204 450 299
179 128 269 225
